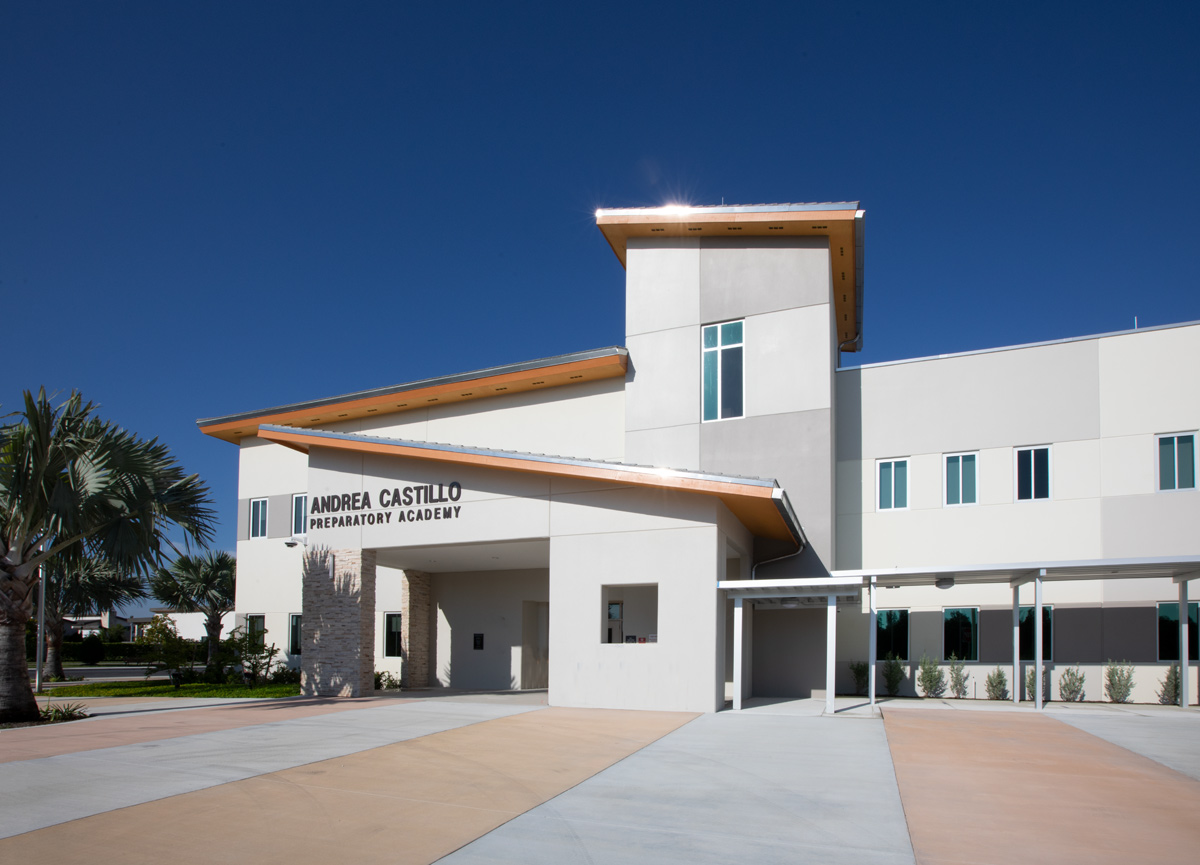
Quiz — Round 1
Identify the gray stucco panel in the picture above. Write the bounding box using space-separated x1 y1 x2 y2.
236 499 249 542
700 237 831 323
267 493 293 538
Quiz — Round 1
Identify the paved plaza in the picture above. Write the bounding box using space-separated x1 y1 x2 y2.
1 692 1198 864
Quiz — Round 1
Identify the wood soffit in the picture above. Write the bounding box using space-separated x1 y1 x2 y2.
596 208 861 350
256 426 800 545
199 353 628 444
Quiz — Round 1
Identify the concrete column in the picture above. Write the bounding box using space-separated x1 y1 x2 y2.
868 578 877 707
732 596 744 712
301 547 377 697
826 594 837 715
1180 580 1190 708
1034 571 1044 710
1012 586 1020 704
401 570 431 689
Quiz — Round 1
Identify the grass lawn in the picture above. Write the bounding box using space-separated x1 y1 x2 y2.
42 681 302 699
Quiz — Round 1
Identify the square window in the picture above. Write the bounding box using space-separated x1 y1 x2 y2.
876 609 909 661
878 459 908 510
289 614 302 655
943 608 978 661
601 584 658 644
384 612 403 657
1018 606 1053 661
701 321 744 421
1157 602 1198 661
1015 447 1050 500
249 498 268 538
1158 434 1196 491
945 453 977 506
292 494 308 536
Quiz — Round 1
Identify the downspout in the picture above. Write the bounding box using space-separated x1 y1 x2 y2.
752 488 808 579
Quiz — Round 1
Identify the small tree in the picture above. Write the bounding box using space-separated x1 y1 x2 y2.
1025 666 1049 702
150 551 235 675
1058 665 1086 702
1157 664 1180 705
1105 660 1135 703
849 661 869 696
226 625 279 688
948 654 968 698
78 633 105 666
883 653 906 696
917 654 946 698
137 614 194 687
985 666 1008 701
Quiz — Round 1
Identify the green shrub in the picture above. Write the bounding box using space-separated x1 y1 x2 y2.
948 654 968 698
917 654 946 698
269 664 301 685
882 654 906 696
79 634 106 666
1157 664 1180 705
375 671 401 690
1025 666 1049 702
1058 665 1086 702
1105 660 1135 703
849 661 869 696
984 666 1008 701
224 625 280 688
39 701 90 722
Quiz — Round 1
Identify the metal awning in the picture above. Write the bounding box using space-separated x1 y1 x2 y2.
832 555 1200 588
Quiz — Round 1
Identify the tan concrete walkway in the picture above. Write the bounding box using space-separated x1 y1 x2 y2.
884 708 1200 865
0 706 695 864
3 695 390 763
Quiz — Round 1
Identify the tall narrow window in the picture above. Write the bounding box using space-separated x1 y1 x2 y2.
250 499 268 538
246 615 266 649
289 614 302 655
292 494 308 536
384 613 403 657
876 610 909 661
1159 434 1196 491
702 320 744 421
1015 447 1050 500
1158 602 1198 661
1018 606 1053 661
944 608 978 661
878 459 908 510
945 453 977 506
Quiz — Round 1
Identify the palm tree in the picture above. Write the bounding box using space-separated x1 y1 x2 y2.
150 551 235 671
40 551 148 680
0 389 214 723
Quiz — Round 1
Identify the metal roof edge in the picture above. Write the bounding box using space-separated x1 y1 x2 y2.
197 346 629 427
595 202 859 217
838 319 1200 372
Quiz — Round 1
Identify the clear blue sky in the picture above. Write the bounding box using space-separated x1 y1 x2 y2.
4 2 1198 557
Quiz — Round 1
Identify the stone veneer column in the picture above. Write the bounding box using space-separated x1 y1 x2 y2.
401 570 431 688
301 547 376 697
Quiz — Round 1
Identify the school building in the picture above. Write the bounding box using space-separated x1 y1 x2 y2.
198 203 1199 712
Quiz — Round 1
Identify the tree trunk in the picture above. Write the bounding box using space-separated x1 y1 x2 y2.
45 618 65 681
0 620 40 723
205 612 223 671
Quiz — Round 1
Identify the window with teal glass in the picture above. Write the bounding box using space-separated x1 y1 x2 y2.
701 320 744 421
1157 602 1198 661
943 607 978 661
945 453 977 506
878 459 908 510
1015 446 1050 500
1158 434 1196 491
1018 606 1052 661
876 609 909 660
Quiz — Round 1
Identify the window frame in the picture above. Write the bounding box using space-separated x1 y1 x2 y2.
876 458 910 511
1013 445 1052 502
943 606 980 662
249 498 268 539
1157 432 1196 492
1156 601 1199 662
943 451 979 507
289 614 302 655
700 319 746 423
875 608 910 662
292 493 308 537
384 612 403 657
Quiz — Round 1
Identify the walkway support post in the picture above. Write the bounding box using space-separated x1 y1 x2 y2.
826 593 837 715
868 577 877 707
1012 586 1020 704
1035 570 1045 710
733 596 744 712
1181 579 1190 708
